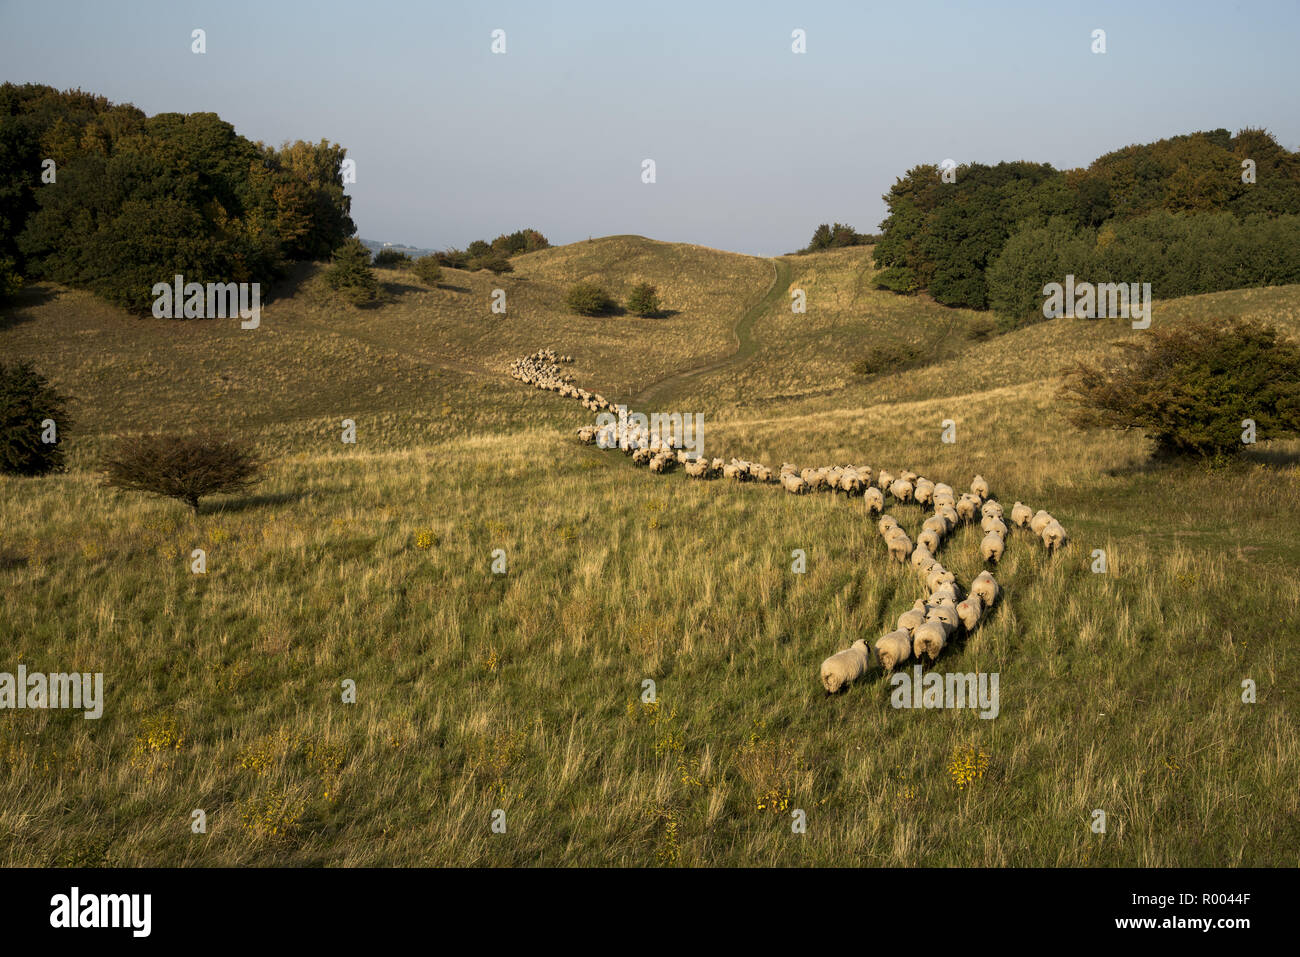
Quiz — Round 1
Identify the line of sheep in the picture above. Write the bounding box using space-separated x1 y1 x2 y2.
511 350 1071 695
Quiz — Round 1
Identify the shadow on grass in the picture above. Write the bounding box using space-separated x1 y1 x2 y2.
206 490 308 514
0 284 60 330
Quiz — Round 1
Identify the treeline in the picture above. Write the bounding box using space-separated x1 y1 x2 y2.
0 83 355 312
792 222 880 254
872 128 1300 319
431 228 549 272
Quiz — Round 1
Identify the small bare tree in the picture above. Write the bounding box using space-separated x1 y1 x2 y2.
101 433 264 512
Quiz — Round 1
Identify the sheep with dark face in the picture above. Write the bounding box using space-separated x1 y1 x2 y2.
820 640 874 693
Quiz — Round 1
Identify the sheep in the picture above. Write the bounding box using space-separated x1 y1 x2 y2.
722 462 744 481
930 581 962 603
632 447 654 466
752 464 773 483
936 504 960 528
897 600 928 634
956 595 983 631
980 531 1005 563
820 639 873 693
971 570 1000 606
1041 519 1068 553
886 529 913 562
980 500 1004 520
650 452 676 473
1011 501 1033 528
900 470 918 483
801 467 831 492
876 469 895 491
926 566 956 592
863 487 884 514
924 602 958 629
878 515 899 537
780 472 808 494
917 528 941 554
875 629 913 671
913 620 951 662
839 469 865 495
933 482 954 499
913 478 935 505
888 478 914 503
971 474 989 500
910 543 935 569
922 515 951 536
981 515 1008 536
684 458 710 478
956 494 979 521
1029 510 1053 536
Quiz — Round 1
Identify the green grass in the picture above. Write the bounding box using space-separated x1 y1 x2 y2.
1 236 1298 866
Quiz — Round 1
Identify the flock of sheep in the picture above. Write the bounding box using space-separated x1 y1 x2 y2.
511 349 1071 696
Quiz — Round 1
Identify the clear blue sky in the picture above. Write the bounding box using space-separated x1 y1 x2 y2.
3 0 1298 256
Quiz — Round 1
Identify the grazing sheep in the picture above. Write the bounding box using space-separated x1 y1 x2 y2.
971 475 989 499
930 581 962 603
888 478 914 503
911 543 935 569
1011 501 1033 528
923 515 951 536
820 639 873 693
897 600 928 634
1029 510 1053 536
876 469 895 491
917 528 941 554
780 472 808 494
801 467 831 492
886 530 913 562
650 452 675 473
913 478 935 505
878 515 899 537
937 504 960 528
752 464 773 483
956 495 979 521
981 515 1008 536
863 487 884 514
980 532 1005 563
875 629 913 671
1041 519 1068 553
900 470 918 483
722 462 744 481
839 470 865 495
684 459 710 478
971 570 1000 606
980 500 1004 520
926 566 956 592
913 620 951 662
632 447 654 466
956 595 983 631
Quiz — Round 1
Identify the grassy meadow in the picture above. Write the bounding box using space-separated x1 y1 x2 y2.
1 237 1298 866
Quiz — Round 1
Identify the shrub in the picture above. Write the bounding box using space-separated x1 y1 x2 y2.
565 282 617 316
1059 316 1300 458
966 316 997 341
101 432 264 512
325 238 380 306
472 254 513 275
0 256 21 303
412 255 443 286
871 266 919 294
372 248 411 268
0 360 71 476
626 283 661 317
851 341 925 377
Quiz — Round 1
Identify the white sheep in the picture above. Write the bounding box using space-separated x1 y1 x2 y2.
1041 519 1068 553
863 487 884 514
878 515 899 537
876 469 895 491
888 478 914 503
937 504 960 528
875 629 913 670
820 639 873 693
980 500 1004 520
1011 501 1033 527
981 515 1008 536
971 474 989 499
956 595 983 631
913 620 952 662
897 600 928 634
839 469 865 495
1029 510 1053 536
971 570 1000 606
885 529 913 562
910 543 935 569
980 532 1005 563
917 528 941 554
956 494 979 521
926 566 956 592
780 472 808 494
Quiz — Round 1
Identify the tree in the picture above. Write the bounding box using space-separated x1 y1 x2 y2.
101 432 264 512
626 282 661 316
0 360 71 475
412 255 442 285
372 248 411 268
565 282 617 316
325 238 380 305
1059 316 1300 458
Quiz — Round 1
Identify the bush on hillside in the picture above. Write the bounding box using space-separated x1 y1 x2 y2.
851 341 925 377
325 238 381 305
412 255 443 285
472 254 514 275
565 282 617 316
372 249 412 268
1059 316 1300 458
0 360 71 476
626 283 662 317
101 432 264 512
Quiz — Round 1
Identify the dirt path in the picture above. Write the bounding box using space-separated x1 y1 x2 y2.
629 258 791 408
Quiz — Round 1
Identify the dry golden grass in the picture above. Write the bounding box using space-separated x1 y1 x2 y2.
2 237 1299 866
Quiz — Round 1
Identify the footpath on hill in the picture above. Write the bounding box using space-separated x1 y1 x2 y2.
629 258 791 409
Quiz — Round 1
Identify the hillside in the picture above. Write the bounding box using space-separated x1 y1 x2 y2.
2 236 1298 867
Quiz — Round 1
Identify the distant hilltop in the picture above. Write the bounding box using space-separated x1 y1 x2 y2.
358 238 437 258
